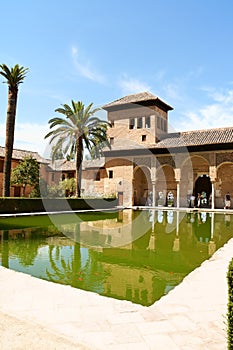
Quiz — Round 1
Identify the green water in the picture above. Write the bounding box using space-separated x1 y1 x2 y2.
0 209 232 306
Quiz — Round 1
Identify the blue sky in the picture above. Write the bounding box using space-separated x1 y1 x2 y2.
0 0 233 156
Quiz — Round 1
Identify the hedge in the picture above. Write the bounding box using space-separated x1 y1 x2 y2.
0 197 118 214
227 257 233 349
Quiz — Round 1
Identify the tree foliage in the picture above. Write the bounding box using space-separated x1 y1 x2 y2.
45 100 111 196
50 145 75 161
11 156 40 196
46 178 76 198
0 64 29 90
61 178 76 197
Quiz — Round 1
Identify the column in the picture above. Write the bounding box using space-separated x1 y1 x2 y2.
176 182 180 208
211 181 215 210
174 168 181 209
151 156 157 207
209 166 217 210
152 180 156 207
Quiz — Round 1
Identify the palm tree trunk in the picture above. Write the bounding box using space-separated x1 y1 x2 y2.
3 87 18 197
75 136 83 197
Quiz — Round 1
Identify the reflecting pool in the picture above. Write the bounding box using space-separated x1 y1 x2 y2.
0 209 232 306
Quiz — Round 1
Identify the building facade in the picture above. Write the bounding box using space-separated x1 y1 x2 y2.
81 92 233 209
0 147 49 197
1 91 233 209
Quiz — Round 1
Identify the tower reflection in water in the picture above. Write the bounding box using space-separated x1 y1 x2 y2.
0 209 232 306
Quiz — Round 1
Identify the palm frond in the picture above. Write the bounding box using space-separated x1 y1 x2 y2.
0 64 28 87
45 126 70 139
45 99 111 191
51 138 65 162
48 117 74 126
55 104 74 117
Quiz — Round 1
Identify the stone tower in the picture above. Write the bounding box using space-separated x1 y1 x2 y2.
102 91 173 147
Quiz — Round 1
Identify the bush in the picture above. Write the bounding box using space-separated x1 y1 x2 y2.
47 183 64 198
60 178 76 197
0 197 118 214
46 179 76 198
227 257 233 349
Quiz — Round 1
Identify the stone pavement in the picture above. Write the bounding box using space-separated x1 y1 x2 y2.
0 238 232 350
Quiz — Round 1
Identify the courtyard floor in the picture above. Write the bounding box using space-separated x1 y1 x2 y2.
0 231 232 349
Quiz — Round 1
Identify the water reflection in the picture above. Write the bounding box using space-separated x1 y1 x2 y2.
0 210 232 306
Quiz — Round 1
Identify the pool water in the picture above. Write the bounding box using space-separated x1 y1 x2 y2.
0 209 232 306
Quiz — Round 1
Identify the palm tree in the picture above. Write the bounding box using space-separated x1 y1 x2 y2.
0 64 29 197
45 100 111 197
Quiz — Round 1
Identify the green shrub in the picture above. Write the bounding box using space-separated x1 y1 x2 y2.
60 178 76 197
0 197 118 214
227 257 233 349
47 183 64 198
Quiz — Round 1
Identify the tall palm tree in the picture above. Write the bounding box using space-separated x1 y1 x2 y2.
45 100 111 197
0 64 29 197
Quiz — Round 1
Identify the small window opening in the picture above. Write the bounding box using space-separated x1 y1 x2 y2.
0 160 3 173
137 117 142 129
163 119 167 132
129 118 135 129
157 117 161 129
95 171 100 181
109 170 113 179
145 116 150 128
142 135 147 142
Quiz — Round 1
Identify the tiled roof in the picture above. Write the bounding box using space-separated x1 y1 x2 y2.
104 126 233 154
82 158 105 169
49 159 66 170
48 158 105 171
102 91 173 110
0 146 48 163
155 127 233 149
60 161 76 171
48 159 76 171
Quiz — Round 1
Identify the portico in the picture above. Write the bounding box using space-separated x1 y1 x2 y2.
81 91 233 209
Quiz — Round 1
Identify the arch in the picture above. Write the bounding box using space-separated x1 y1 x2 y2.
156 165 176 205
180 155 210 207
194 175 212 207
215 162 233 208
180 154 210 171
133 166 152 205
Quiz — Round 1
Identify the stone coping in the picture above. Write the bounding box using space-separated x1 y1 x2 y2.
0 206 232 218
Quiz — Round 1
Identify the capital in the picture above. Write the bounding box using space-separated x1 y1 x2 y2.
174 168 181 182
209 166 217 182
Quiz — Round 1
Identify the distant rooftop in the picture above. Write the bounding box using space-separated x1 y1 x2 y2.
102 91 173 111
0 146 48 163
48 158 105 171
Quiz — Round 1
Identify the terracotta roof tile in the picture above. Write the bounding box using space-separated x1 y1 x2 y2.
0 146 48 163
48 158 105 171
102 91 173 110
155 127 233 148
48 160 75 171
82 158 105 169
104 126 233 154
